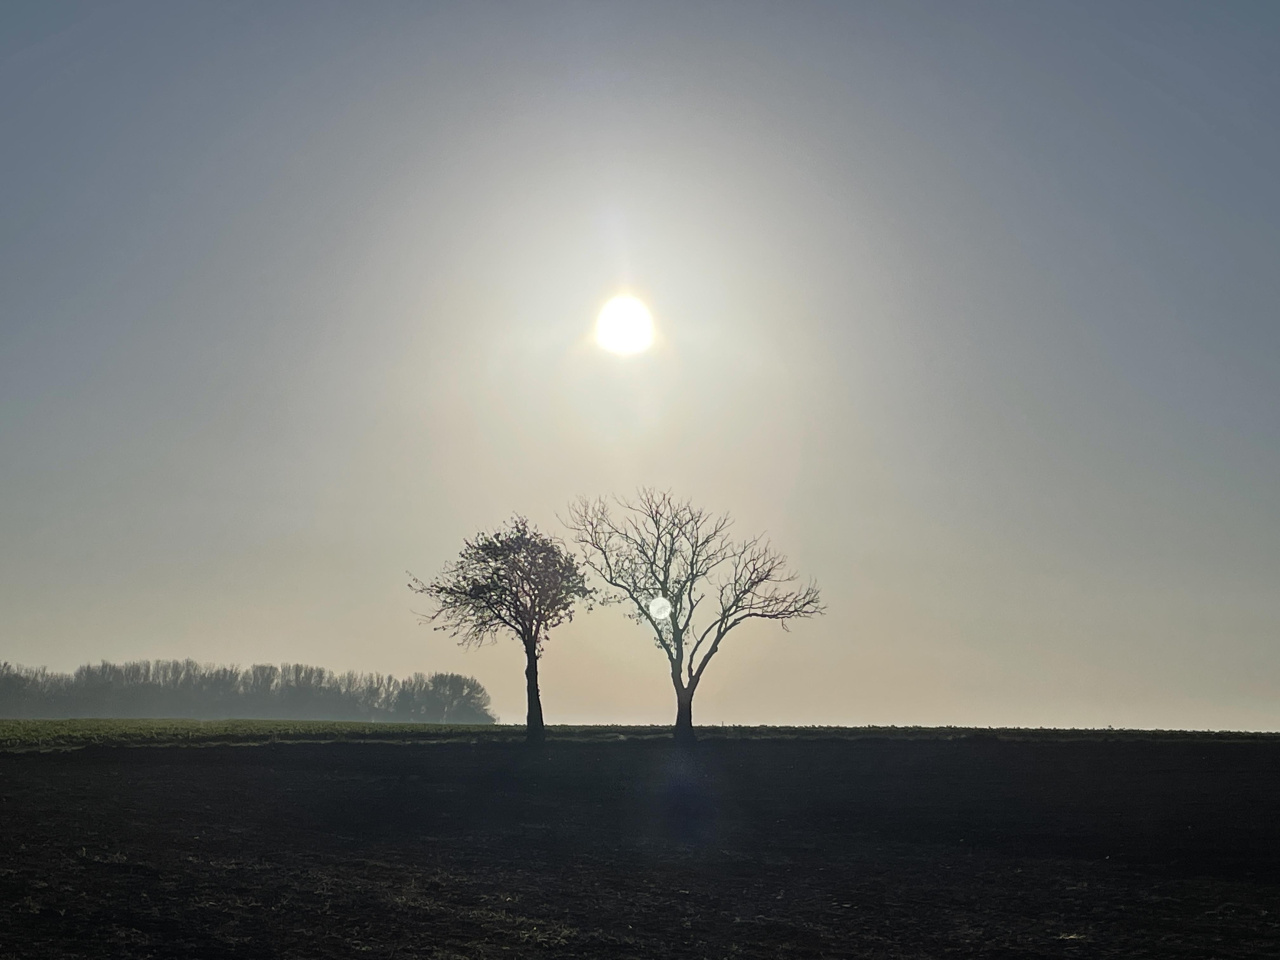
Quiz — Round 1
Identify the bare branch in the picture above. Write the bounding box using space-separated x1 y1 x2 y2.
409 516 594 655
564 489 824 713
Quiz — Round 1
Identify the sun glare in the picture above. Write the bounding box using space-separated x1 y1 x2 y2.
595 296 655 355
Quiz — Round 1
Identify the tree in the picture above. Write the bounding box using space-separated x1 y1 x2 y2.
566 489 823 745
391 672 494 724
0 660 497 723
409 516 592 745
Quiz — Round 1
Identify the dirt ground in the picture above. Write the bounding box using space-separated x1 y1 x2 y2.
2 733 1278 958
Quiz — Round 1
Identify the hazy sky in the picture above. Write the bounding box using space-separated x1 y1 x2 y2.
3 1 1278 729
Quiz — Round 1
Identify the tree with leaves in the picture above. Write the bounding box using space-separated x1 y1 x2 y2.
409 516 592 745
566 489 823 745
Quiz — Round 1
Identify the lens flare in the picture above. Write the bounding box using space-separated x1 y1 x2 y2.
648 596 672 620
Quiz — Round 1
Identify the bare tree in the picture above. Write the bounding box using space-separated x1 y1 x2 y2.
565 490 823 745
409 516 592 745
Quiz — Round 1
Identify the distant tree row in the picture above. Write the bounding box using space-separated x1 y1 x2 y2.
0 660 496 724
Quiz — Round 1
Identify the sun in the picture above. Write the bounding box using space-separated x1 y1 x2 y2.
595 295 655 355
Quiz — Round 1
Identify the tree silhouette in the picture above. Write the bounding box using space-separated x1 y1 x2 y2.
566 489 823 745
409 516 591 745
0 660 495 722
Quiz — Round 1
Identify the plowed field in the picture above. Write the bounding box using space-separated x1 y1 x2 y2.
2 730 1278 957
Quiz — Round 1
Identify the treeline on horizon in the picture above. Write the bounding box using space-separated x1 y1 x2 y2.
0 660 497 724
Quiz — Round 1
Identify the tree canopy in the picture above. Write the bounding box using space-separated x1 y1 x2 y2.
409 515 592 744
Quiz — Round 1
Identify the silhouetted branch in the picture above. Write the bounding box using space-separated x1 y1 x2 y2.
408 516 593 655
564 489 824 741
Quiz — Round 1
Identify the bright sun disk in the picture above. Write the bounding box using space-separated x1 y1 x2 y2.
595 295 655 355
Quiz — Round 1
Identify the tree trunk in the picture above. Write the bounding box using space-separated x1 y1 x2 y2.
524 644 545 745
674 687 696 746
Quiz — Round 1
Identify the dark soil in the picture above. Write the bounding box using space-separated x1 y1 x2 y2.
2 733 1279 958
